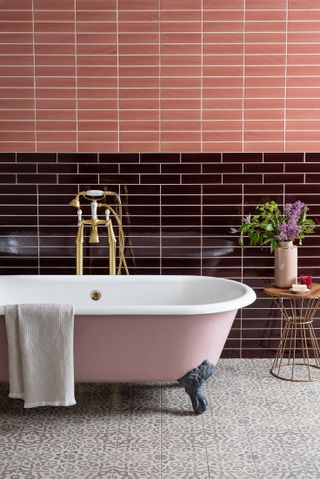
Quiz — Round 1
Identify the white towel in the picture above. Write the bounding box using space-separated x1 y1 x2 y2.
5 304 76 408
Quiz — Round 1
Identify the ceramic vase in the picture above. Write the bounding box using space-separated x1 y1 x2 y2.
274 240 298 288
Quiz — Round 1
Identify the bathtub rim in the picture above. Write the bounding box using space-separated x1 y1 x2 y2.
0 275 256 315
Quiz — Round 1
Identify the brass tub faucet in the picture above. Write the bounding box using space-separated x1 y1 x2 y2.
69 189 129 275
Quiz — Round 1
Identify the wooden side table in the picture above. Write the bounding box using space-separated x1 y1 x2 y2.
264 284 320 382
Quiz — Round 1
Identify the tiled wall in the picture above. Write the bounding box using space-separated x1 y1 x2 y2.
0 151 320 357
2 0 320 152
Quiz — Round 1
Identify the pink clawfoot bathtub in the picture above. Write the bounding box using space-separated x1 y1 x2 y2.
0 275 256 414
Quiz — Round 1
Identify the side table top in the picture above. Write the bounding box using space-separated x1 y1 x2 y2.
264 283 320 299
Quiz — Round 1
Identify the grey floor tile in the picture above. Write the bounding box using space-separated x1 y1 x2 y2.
2 359 320 478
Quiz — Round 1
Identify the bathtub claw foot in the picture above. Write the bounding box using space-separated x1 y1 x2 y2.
178 360 214 414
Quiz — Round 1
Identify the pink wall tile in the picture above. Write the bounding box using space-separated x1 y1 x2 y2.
0 2 320 153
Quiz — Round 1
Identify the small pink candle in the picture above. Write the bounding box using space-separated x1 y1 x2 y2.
300 274 312 289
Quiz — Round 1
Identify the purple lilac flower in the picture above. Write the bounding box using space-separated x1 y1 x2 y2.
278 201 304 241
278 221 300 241
242 213 251 223
285 201 305 221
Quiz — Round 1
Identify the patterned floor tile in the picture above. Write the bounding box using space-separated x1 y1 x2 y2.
2 359 320 478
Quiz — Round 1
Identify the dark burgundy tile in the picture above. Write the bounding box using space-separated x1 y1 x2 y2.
38 185 77 195
125 215 160 227
0 257 37 267
286 184 320 194
0 226 37 236
161 267 202 275
0 175 16 183
100 174 140 184
0 205 36 215
0 216 37 226
79 163 119 173
162 163 201 174
161 247 201 258
0 194 37 205
162 205 201 215
0 153 15 162
162 236 201 247
140 153 180 163
124 205 160 216
286 163 320 172
162 215 201 226
182 174 220 184
39 194 75 205
162 226 201 236
264 173 304 183
221 338 241 350
202 225 234 236
162 195 200 205
123 195 160 206
203 163 242 173
241 350 275 358
306 174 320 183
121 164 160 174
245 163 283 173
127 257 160 268
0 163 36 173
203 205 241 215
0 246 38 257
224 174 263 184
203 215 238 226
202 246 240 258
39 205 73 215
39 226 77 236
18 153 56 162
203 184 242 195
162 257 201 268
202 236 237 248
58 153 98 163
244 184 283 195
100 153 139 163
223 153 262 162
140 174 180 184
241 339 280 351
220 349 241 358
162 185 201 195
18 174 57 184
0 267 39 275
40 267 76 275
264 153 303 162
182 153 221 163
243 257 273 269
0 236 37 247
39 163 77 173
40 257 76 268
120 185 160 195
58 174 99 184
39 215 74 226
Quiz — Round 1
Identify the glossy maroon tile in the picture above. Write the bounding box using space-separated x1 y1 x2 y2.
223 153 262 162
58 153 98 163
17 153 56 162
100 153 139 163
0 153 15 162
140 153 180 163
182 153 221 163
264 153 304 162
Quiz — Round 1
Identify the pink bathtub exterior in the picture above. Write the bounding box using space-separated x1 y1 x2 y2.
0 310 236 383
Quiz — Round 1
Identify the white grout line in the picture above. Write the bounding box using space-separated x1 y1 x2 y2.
74 0 78 152
284 0 289 152
31 0 37 152
116 0 120 152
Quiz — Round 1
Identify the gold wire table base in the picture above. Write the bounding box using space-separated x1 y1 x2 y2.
269 295 320 382
270 363 320 382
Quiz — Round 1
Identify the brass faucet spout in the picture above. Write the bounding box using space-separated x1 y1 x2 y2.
89 222 99 244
